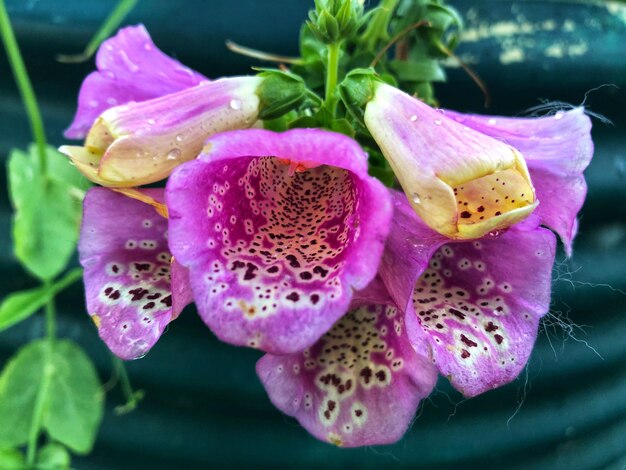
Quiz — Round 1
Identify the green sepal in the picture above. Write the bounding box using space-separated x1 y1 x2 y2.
338 68 382 123
256 69 308 120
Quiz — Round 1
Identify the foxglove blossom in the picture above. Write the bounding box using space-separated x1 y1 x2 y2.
166 128 393 354
362 82 593 245
380 192 556 397
80 187 192 360
257 277 438 447
61 25 306 187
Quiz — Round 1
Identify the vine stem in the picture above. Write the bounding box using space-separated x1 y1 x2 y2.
25 297 56 468
0 0 48 174
57 0 138 63
324 41 341 118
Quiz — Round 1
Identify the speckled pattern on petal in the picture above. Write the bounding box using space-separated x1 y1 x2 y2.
257 280 437 447
79 187 192 360
65 24 207 139
407 217 556 397
167 129 392 354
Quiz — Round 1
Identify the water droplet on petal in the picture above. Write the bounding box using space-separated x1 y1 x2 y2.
143 42 152 51
89 100 99 108
166 148 181 160
230 99 242 110
434 119 442 126
554 111 564 120
409 115 418 122
147 118 156 125
411 193 421 204
488 118 497 125
175 135 184 142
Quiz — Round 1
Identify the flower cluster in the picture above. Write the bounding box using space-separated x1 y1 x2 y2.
65 25 593 447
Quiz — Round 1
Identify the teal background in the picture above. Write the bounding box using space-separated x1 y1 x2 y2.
1 1 625 468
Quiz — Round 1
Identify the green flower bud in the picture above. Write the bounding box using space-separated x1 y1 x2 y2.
256 70 308 120
307 0 365 44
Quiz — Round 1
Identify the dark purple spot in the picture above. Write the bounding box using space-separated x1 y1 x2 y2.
286 292 300 302
460 211 472 219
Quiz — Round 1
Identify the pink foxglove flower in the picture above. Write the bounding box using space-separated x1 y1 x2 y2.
79 187 192 360
364 83 593 246
257 277 438 447
166 128 393 354
60 25 300 188
380 192 556 397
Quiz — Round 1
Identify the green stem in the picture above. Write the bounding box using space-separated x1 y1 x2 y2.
112 357 144 415
0 0 47 174
57 0 138 63
324 41 341 118
44 286 56 340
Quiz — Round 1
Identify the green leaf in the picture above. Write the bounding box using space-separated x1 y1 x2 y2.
43 340 104 454
36 443 71 470
0 339 104 454
0 268 83 332
0 448 25 470
390 59 447 82
7 145 88 281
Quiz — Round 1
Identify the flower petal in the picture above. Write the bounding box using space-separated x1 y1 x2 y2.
65 24 207 139
408 218 556 397
79 187 192 360
379 191 448 317
167 129 392 354
446 108 593 254
257 281 437 447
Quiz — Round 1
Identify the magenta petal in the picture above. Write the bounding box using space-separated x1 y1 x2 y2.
446 108 593 254
379 191 448 317
167 129 393 354
79 188 192 360
408 219 556 397
65 24 207 139
256 286 437 447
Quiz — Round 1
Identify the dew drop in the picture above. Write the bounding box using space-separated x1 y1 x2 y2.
434 119 442 126
411 193 421 204
488 118 497 125
147 118 156 125
230 99 242 110
88 99 99 108
409 115 418 122
166 148 181 160
554 111 564 120
175 134 184 142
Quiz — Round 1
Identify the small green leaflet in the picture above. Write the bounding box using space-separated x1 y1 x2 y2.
0 339 104 454
7 144 90 281
0 268 83 333
36 443 71 470
0 448 25 470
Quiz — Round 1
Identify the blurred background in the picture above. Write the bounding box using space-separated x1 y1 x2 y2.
1 0 625 468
